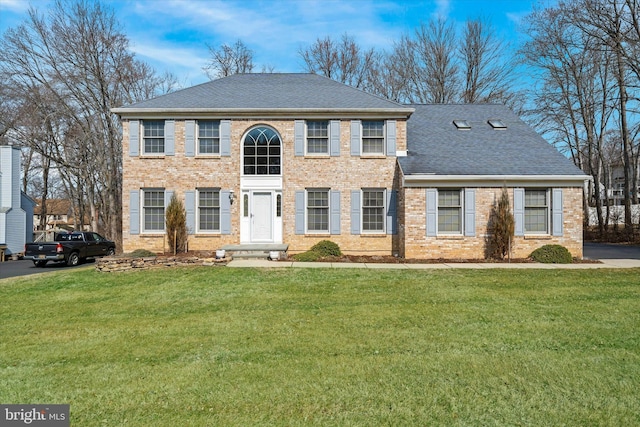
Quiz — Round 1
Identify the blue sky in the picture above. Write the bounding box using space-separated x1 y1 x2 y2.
0 0 553 88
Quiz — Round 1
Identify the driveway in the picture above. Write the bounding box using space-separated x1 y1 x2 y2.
0 259 92 280
583 242 640 260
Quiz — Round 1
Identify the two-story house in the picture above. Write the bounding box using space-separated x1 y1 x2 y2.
113 73 587 259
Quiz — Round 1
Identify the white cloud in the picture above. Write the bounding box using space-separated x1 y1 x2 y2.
0 0 31 12
432 0 450 19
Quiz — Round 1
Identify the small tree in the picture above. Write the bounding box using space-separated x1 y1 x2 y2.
487 187 515 260
165 194 188 255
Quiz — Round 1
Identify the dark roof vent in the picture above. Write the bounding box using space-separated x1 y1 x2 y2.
488 119 507 129
453 120 471 130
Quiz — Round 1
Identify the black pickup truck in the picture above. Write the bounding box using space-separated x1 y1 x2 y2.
24 232 116 267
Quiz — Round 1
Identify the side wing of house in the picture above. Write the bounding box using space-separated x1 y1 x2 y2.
398 104 588 260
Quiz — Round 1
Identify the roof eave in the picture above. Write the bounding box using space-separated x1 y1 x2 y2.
111 107 415 119
403 174 591 188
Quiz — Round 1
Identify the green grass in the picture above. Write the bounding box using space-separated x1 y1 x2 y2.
1 267 639 426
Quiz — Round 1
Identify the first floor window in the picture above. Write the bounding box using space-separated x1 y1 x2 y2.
525 189 548 233
362 189 385 232
438 189 462 233
362 121 384 154
306 120 329 154
198 120 220 154
143 120 165 154
307 189 329 232
198 189 220 232
143 189 164 232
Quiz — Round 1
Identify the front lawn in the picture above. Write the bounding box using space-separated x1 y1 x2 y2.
1 267 639 426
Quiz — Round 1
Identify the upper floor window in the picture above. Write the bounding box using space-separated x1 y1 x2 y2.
142 120 165 154
438 189 462 234
306 121 329 155
362 189 385 233
198 120 220 155
243 127 281 175
362 121 384 154
525 189 548 233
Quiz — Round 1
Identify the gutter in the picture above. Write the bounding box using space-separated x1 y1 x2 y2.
402 174 591 188
110 107 415 119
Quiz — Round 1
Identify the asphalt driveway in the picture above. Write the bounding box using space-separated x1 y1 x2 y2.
583 242 640 260
0 259 92 280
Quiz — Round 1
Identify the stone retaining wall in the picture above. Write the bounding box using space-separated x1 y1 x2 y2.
96 256 228 272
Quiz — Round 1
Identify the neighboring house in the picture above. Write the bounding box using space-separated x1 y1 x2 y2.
33 199 90 232
603 162 640 206
0 145 36 255
113 73 588 259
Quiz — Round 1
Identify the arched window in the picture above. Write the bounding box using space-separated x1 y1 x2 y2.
243 127 281 175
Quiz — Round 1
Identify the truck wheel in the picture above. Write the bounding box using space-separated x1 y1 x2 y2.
107 248 115 256
67 252 80 267
33 260 48 267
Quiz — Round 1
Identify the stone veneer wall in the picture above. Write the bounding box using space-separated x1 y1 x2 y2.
401 186 584 259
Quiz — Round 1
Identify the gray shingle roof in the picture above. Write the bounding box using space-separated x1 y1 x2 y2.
114 73 411 112
400 104 586 176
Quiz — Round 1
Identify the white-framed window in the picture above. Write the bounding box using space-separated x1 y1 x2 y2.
524 189 549 234
306 189 329 233
438 189 462 234
362 120 385 154
243 126 281 175
306 120 329 155
362 189 385 233
197 189 220 232
142 189 165 232
198 120 220 155
142 120 165 154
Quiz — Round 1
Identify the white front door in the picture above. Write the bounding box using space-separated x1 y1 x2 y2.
251 192 273 241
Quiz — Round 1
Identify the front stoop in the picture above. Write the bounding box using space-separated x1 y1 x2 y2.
220 244 289 260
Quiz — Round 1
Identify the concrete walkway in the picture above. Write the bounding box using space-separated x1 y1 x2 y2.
227 258 640 269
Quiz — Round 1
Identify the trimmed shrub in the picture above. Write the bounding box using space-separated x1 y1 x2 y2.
291 251 322 262
291 241 342 262
486 187 515 260
310 240 342 257
529 244 573 264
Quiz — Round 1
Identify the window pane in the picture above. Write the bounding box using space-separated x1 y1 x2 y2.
198 190 220 231
244 127 282 175
143 121 165 154
525 190 548 233
362 121 384 154
307 121 329 154
143 189 164 231
198 121 220 154
438 190 461 233
307 190 329 232
362 190 384 231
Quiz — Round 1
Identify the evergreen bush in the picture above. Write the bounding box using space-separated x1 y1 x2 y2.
310 240 342 257
529 244 573 264
487 188 515 259
165 194 188 254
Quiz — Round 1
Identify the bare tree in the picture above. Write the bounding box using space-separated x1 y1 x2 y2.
299 34 378 89
203 39 254 79
459 18 516 104
0 0 173 247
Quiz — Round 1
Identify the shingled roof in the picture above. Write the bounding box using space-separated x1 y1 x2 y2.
400 104 586 178
113 73 413 115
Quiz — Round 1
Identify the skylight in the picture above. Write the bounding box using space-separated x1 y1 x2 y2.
488 119 507 129
453 120 470 130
